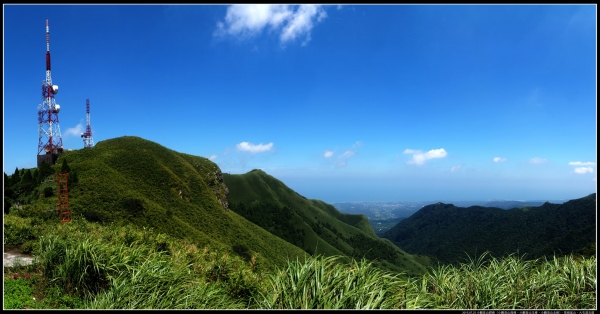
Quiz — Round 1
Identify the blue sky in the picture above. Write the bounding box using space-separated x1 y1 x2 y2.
3 4 597 202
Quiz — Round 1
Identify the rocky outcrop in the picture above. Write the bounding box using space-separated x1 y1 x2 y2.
4 245 34 267
206 168 229 210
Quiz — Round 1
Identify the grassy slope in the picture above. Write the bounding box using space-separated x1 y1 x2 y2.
5 217 595 309
54 136 306 270
223 169 431 276
383 193 597 264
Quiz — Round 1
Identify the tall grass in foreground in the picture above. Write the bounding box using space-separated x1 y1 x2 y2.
34 219 261 309
421 252 596 309
28 218 596 309
256 255 406 309
253 252 597 309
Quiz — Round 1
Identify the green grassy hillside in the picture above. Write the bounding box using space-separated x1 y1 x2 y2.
383 193 597 265
42 136 307 270
4 217 596 309
223 169 431 276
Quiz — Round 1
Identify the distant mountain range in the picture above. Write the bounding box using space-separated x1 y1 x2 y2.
333 200 567 221
472 200 565 209
381 194 596 265
333 200 569 236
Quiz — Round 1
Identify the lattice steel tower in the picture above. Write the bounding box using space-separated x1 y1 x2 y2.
81 99 94 148
55 172 71 223
37 19 63 167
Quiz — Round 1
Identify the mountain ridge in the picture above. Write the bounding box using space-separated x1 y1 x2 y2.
224 169 431 275
382 193 596 264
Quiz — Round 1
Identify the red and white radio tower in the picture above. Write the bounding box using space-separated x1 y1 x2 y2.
37 19 64 167
81 99 94 148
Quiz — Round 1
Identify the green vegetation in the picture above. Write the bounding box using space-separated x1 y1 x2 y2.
5 136 307 270
4 277 36 309
224 169 431 276
4 218 258 309
3 218 596 309
257 255 405 309
4 160 57 213
383 194 597 265
36 219 260 309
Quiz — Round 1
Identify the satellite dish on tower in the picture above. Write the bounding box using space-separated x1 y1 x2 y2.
37 19 64 166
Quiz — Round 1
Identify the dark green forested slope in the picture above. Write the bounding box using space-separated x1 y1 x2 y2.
382 193 596 265
45 136 307 270
224 169 431 276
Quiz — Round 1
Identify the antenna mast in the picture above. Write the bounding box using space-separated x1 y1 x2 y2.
37 19 64 166
81 99 94 148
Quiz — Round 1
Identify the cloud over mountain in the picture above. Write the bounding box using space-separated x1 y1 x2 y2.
236 142 274 153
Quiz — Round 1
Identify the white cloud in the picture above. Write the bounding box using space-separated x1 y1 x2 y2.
529 157 547 164
333 150 356 168
403 149 420 155
574 167 594 174
208 155 218 161
493 157 507 163
280 5 327 45
63 123 84 138
450 165 462 172
216 4 327 46
335 160 348 168
568 161 596 166
324 141 363 168
218 5 291 36
236 141 274 153
405 148 448 166
339 150 355 159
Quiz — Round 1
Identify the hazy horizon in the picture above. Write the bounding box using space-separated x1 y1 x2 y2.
329 198 570 204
